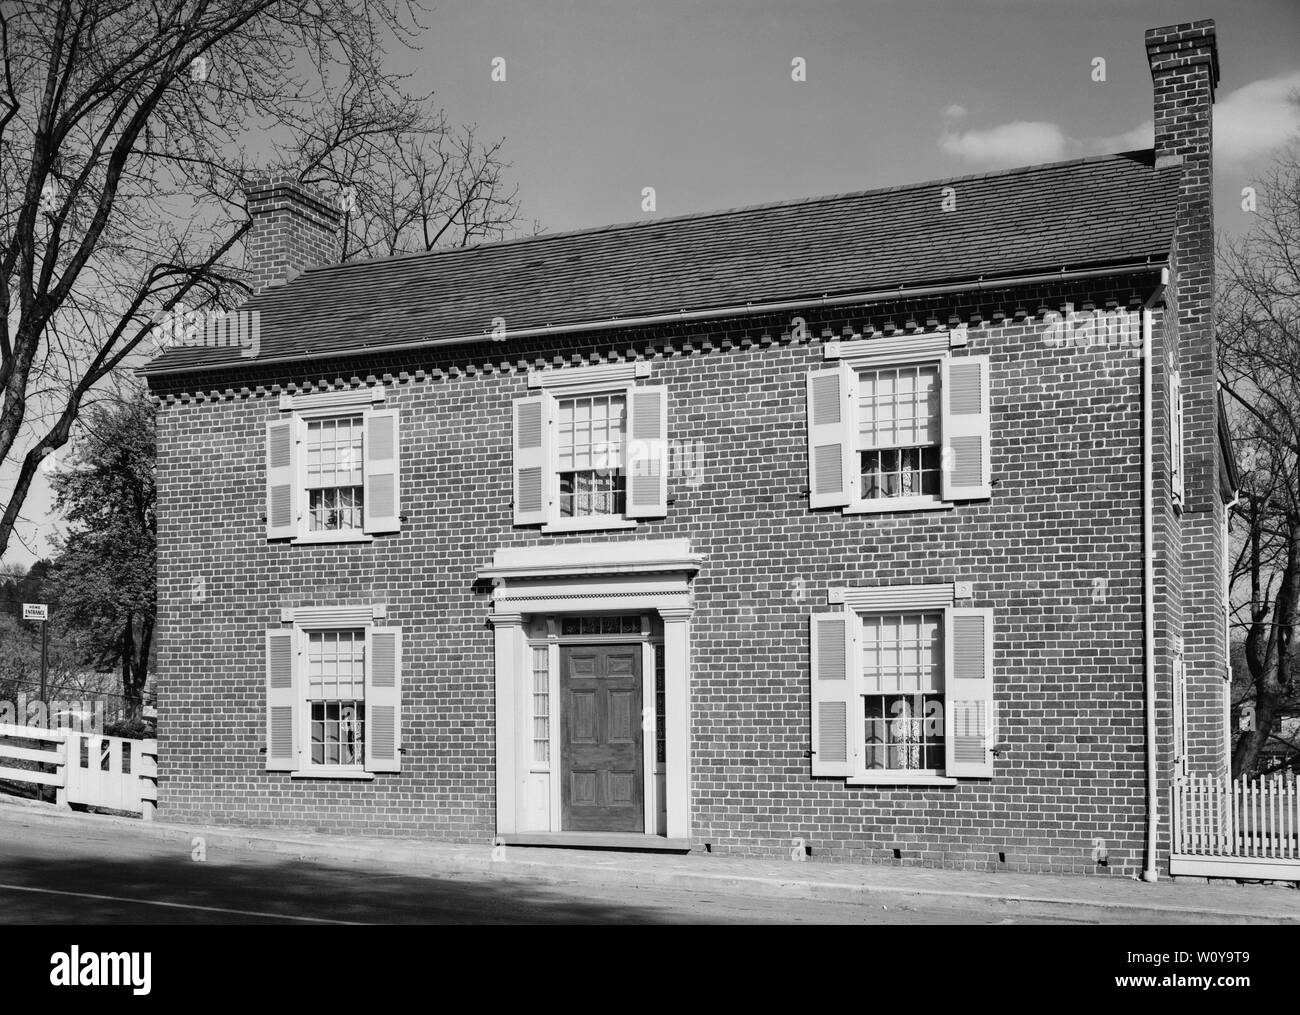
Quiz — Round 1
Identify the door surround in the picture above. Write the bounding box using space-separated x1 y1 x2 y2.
480 540 700 844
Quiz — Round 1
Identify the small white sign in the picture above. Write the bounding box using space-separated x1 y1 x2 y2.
22 603 48 621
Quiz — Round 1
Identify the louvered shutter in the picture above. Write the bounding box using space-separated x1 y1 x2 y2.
265 630 298 771
513 395 550 525
806 365 852 508
944 608 994 778
810 612 855 777
363 409 401 533
626 385 668 518
941 355 992 501
1171 370 1184 507
265 419 297 539
365 626 402 772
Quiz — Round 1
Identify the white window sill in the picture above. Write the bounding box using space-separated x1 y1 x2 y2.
291 531 374 545
844 498 952 515
291 769 375 781
540 517 639 534
847 774 958 787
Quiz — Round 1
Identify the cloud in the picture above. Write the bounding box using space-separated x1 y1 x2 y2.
1214 71 1300 165
939 120 1068 167
1094 121 1152 152
939 72 1300 169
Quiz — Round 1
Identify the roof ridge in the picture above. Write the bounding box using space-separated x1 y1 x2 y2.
291 149 1158 280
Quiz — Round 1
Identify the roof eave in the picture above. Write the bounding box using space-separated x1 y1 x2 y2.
141 256 1168 379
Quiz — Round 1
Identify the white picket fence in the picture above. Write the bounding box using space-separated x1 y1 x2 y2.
0 722 157 819
1171 774 1300 879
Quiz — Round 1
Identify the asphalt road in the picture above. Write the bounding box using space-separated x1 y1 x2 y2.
0 816 1096 925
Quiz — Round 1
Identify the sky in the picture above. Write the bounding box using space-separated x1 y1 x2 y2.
3 0 1299 569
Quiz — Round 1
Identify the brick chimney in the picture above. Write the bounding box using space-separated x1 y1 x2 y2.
1145 21 1227 777
241 175 343 294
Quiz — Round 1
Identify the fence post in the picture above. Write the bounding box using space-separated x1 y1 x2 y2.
54 727 69 809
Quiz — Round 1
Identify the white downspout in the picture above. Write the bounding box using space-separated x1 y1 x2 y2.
1141 270 1167 883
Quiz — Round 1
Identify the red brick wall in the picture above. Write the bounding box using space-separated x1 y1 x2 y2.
1146 21 1228 779
242 176 342 294
152 275 1198 875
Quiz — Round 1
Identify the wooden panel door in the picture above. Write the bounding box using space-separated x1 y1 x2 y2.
561 644 644 832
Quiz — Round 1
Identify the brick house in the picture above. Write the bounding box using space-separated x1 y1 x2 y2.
143 21 1235 877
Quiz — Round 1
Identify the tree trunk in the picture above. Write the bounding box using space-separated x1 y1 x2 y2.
120 616 142 723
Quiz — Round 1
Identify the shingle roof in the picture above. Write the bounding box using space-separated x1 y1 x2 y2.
143 150 1177 375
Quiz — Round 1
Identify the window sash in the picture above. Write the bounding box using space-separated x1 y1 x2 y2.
553 392 628 519
303 628 367 769
857 365 940 452
858 611 945 775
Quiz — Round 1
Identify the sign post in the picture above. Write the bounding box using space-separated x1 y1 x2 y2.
22 603 49 709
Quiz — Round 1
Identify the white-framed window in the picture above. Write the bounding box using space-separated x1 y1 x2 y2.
305 416 365 533
513 377 668 531
556 392 627 519
807 348 991 513
264 617 402 777
306 629 366 768
857 364 943 506
265 388 400 542
810 592 994 784
861 612 945 773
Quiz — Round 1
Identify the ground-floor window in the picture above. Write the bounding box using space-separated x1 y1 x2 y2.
265 619 403 776
811 598 994 781
861 612 944 773
307 629 366 767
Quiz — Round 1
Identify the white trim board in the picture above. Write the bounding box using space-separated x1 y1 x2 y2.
824 334 956 365
527 361 651 391
828 583 955 610
279 385 386 412
281 604 386 626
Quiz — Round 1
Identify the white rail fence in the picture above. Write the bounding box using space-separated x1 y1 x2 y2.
0 722 157 819
1171 774 1300 879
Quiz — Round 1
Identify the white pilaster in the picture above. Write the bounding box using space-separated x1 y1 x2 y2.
661 607 693 841
490 612 524 835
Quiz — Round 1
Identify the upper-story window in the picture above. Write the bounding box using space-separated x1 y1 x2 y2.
265 387 400 543
858 364 942 504
513 363 667 532
305 415 365 532
807 340 991 514
557 393 627 519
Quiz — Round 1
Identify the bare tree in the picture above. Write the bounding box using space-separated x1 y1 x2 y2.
0 0 522 563
311 110 522 261
1219 145 1300 777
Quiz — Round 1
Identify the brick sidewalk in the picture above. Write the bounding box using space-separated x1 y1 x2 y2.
3 797 1297 922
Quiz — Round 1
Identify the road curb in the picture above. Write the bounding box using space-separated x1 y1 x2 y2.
2 800 1295 923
